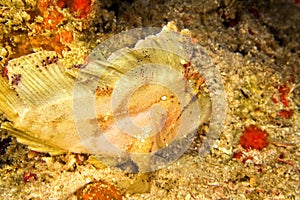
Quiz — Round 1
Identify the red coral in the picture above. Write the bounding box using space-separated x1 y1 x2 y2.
239 125 268 150
3 67 9 79
249 8 260 19
57 0 92 18
242 155 254 163
277 109 294 119
232 151 243 159
272 84 294 119
70 0 92 18
57 0 67 8
276 84 290 107
23 172 37 183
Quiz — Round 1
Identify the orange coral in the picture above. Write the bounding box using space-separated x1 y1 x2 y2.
37 0 65 31
75 181 123 200
37 0 53 13
60 29 74 44
5 0 79 60
33 0 72 37
8 34 34 59
239 125 268 150
43 7 65 30
30 0 73 55
29 35 67 55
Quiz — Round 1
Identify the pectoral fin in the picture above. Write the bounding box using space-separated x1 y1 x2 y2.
1 122 66 155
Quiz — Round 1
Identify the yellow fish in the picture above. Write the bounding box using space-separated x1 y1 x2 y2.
0 23 212 172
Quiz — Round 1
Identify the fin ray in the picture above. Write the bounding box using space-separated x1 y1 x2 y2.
0 74 23 120
7 51 75 107
1 122 66 155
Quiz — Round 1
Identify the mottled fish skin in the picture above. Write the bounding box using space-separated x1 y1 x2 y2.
0 24 212 170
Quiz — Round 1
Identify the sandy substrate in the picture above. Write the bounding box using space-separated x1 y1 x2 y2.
0 0 299 199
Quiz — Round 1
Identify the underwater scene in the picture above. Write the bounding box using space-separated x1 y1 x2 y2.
0 0 299 199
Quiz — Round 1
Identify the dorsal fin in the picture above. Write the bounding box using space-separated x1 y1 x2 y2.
0 74 23 120
6 51 75 107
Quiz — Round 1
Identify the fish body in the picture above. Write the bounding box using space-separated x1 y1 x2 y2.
0 23 212 171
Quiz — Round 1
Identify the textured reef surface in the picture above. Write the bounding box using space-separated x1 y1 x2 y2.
0 0 299 199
